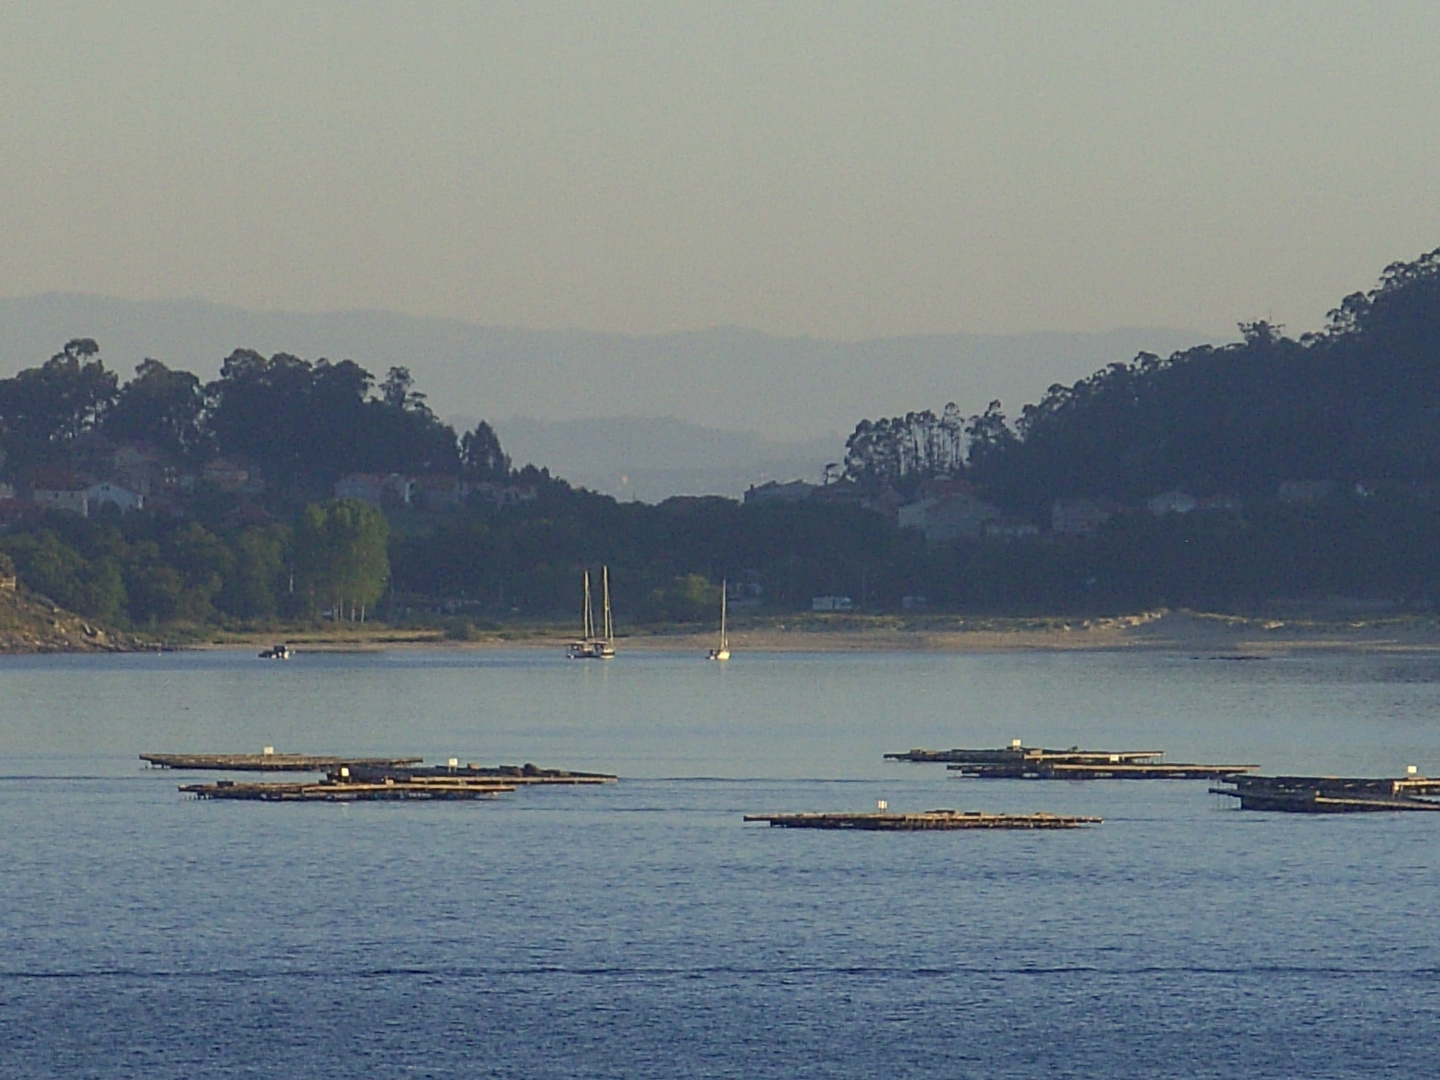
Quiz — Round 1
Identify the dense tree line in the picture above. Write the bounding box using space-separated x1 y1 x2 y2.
390 490 933 620
838 248 1440 522
0 499 390 627
963 249 1440 518
389 481 1440 619
0 344 508 492
842 405 968 491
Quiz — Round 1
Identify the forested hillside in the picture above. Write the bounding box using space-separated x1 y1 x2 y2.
0 345 520 628
968 249 1440 516
5 249 1440 632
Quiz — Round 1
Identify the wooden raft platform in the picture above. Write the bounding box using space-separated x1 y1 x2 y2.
951 760 1255 780
339 762 617 785
886 744 1165 765
886 743 1255 780
743 810 1102 830
181 778 517 801
142 752 423 772
1211 774 1440 812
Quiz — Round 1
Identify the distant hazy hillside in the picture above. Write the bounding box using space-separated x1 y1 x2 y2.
491 416 839 502
0 294 1208 442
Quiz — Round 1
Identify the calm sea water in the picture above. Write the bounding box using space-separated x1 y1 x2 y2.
1 647 1438 1078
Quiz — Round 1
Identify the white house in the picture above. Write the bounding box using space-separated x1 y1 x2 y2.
898 493 1002 542
1148 490 1198 517
85 482 144 513
470 481 539 508
334 472 419 507
32 488 89 516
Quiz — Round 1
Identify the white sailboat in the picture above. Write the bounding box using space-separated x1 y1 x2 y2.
568 567 616 659
707 579 730 661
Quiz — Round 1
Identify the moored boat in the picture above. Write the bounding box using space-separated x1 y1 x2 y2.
568 567 616 659
707 579 730 661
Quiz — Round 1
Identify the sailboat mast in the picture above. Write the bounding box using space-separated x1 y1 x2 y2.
582 570 594 641
720 579 727 648
602 566 613 643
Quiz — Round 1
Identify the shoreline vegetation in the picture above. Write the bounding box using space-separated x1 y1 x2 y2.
24 606 1440 657
10 573 1440 655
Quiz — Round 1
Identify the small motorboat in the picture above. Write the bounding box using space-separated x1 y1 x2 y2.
258 643 293 660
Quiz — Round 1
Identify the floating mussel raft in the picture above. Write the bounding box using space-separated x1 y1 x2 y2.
338 761 616 785
142 751 423 772
147 750 617 802
744 809 1101 830
1211 773 1440 812
181 777 518 801
886 741 1256 780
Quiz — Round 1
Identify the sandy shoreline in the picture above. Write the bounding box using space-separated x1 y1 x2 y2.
189 610 1440 657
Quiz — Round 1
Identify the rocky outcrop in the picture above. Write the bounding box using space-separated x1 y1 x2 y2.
0 587 155 653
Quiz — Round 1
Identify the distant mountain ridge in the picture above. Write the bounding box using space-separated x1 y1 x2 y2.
0 294 1212 443
489 416 839 501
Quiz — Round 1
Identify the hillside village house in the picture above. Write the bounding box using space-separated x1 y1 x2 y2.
415 474 464 509
1147 490 1242 517
897 492 1002 542
983 517 1040 539
201 458 264 495
1050 498 1119 536
334 473 387 504
85 482 144 514
1147 489 1198 516
334 472 415 506
31 487 89 516
112 445 165 496
470 480 538 508
30 467 89 516
333 473 536 510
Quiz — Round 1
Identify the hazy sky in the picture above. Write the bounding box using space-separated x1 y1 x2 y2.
3 2 1439 341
